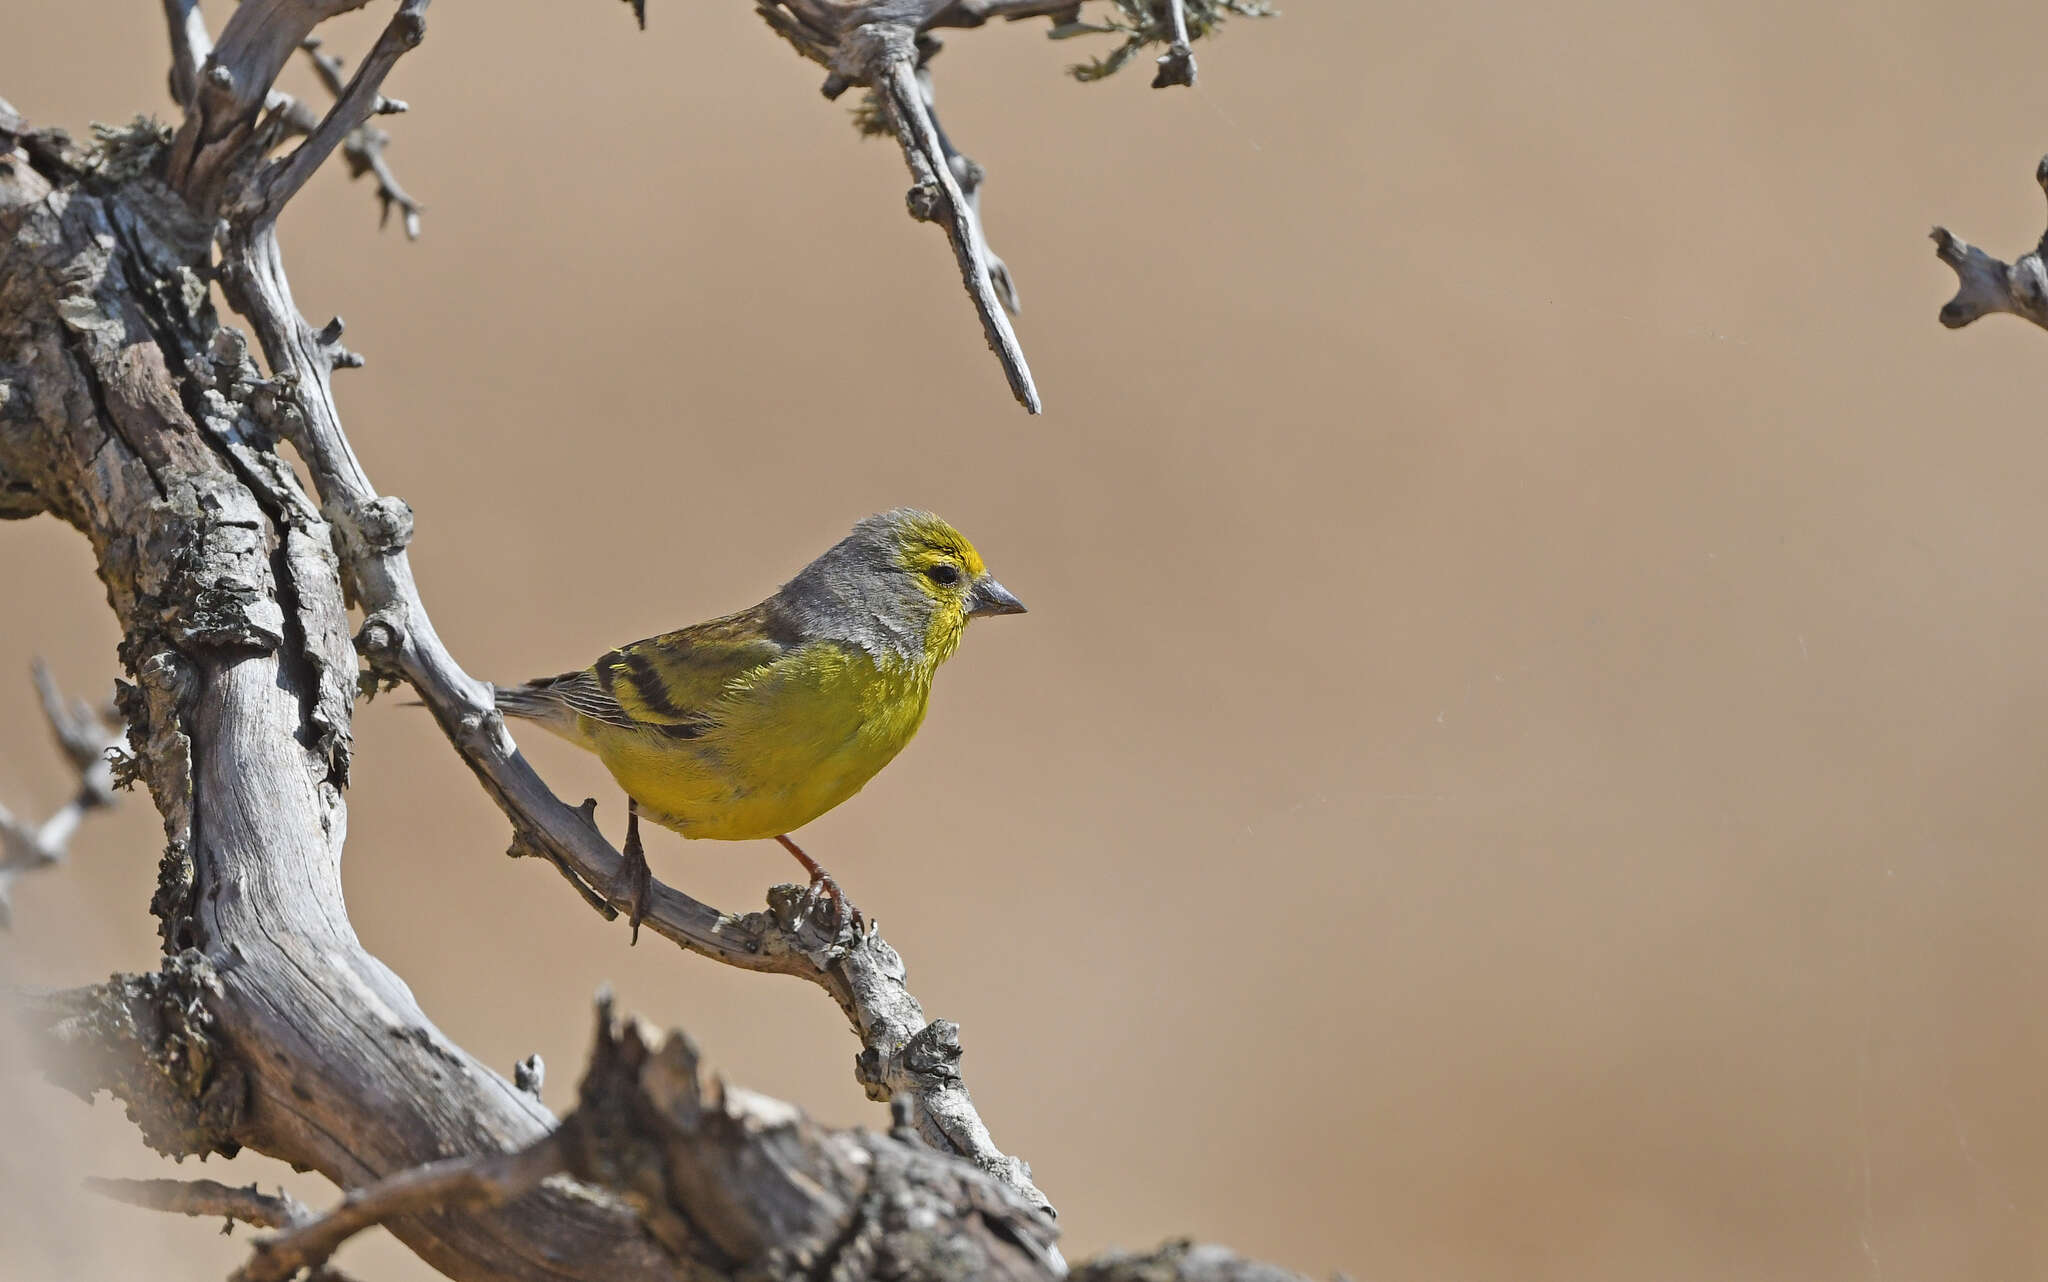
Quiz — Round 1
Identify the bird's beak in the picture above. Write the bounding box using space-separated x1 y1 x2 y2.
966 576 1027 618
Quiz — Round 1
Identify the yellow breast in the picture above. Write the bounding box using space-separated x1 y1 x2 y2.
578 643 933 841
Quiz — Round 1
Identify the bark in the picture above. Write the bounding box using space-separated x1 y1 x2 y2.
0 4 1298 1280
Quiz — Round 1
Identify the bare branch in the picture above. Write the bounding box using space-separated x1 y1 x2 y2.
748 0 1272 409
261 1 429 220
917 49 1021 314
161 0 214 109
850 25 1039 411
86 1177 313 1231
1931 155 2048 331
299 36 406 116
0 662 124 927
231 1135 570 1282
928 0 1090 26
4 2 1287 1274
293 38 426 237
1153 0 1196 87
167 0 380 212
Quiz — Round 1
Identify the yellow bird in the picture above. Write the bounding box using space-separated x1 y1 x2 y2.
495 508 1026 939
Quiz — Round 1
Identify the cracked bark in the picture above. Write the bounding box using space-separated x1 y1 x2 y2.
0 5 1302 1281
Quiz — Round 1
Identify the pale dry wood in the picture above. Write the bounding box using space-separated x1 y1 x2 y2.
86 1176 315 1230
3 18 677 1278
747 0 1262 410
2 3 1298 1279
230 1135 573 1282
1152 0 1196 86
1932 155 2048 331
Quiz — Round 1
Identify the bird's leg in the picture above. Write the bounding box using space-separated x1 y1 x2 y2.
616 798 654 945
776 834 861 932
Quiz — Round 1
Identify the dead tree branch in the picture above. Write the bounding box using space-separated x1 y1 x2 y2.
209 998 1300 1282
292 35 424 236
86 1176 315 1231
231 1136 571 1282
750 0 1271 410
1 2 1290 1279
1932 155 2048 331
0 662 124 926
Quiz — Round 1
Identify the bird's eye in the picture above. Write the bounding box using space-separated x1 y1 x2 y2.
926 563 961 586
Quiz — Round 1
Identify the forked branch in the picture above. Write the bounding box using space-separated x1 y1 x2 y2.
0 0 1295 1277
752 0 1272 410
1932 154 2048 331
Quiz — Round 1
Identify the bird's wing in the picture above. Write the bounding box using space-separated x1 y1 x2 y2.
529 603 795 739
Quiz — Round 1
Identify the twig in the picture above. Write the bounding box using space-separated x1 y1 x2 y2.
851 25 1040 411
86 1177 313 1231
1153 0 1196 87
164 0 380 215
299 39 425 237
231 1135 569 1282
1931 155 2048 331
0 662 124 927
260 1 429 220
917 52 1020 314
299 37 407 116
161 0 213 109
929 0 1090 25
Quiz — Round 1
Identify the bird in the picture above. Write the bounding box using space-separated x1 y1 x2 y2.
493 508 1027 942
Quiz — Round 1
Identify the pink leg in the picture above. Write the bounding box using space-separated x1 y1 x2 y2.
776 834 862 931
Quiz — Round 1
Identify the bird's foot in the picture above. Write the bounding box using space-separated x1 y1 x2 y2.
615 801 653 946
794 868 864 935
776 834 864 936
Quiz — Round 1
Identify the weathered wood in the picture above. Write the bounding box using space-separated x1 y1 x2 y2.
2 4 1298 1280
1 103 679 1282
1932 155 2048 332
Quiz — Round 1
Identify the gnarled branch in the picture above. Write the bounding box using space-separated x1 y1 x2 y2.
1932 155 2048 331
2 1 1293 1278
751 0 1271 410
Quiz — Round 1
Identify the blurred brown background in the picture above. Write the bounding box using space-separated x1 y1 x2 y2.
7 1 2048 1278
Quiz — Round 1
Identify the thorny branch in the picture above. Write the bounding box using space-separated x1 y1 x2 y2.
0 0 1286 1277
296 37 424 237
1931 154 2048 332
0 663 124 927
753 0 1271 410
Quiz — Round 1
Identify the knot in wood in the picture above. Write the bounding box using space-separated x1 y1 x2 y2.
905 181 943 223
350 495 413 556
833 22 917 86
900 1019 963 1080
354 606 407 660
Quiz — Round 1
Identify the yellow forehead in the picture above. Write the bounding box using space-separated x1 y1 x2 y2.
893 513 987 577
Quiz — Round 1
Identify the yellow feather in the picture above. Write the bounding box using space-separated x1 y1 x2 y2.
497 510 1023 857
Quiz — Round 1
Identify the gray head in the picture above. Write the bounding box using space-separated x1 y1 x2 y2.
774 508 1026 664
